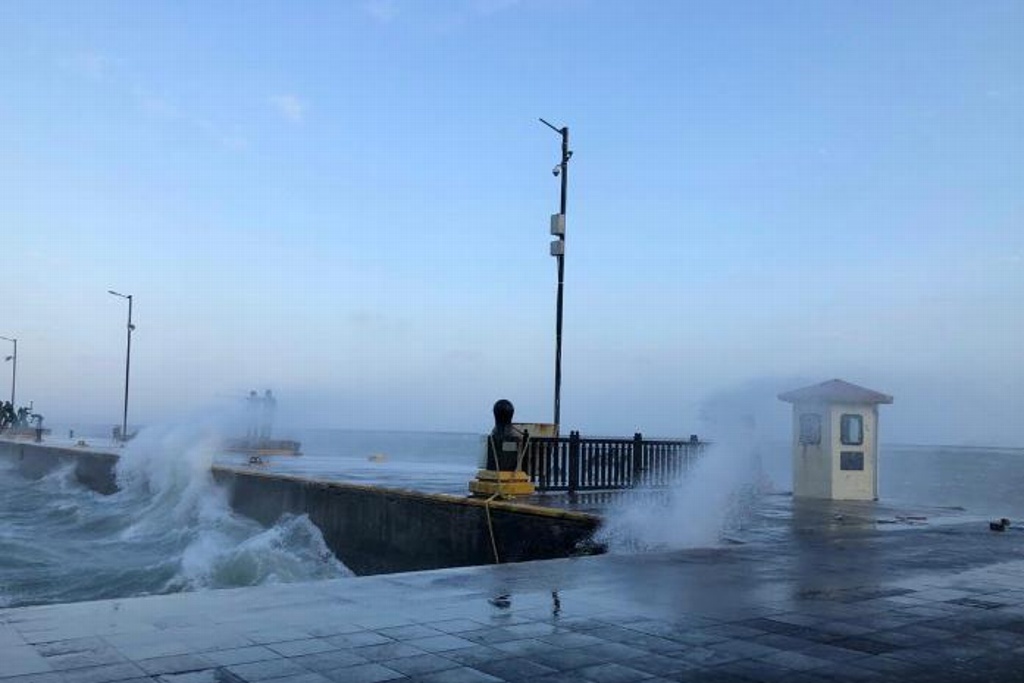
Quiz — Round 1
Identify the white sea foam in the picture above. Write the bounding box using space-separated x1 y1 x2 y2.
111 419 351 591
597 388 776 552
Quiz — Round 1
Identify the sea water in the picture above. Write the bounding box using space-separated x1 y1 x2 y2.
0 424 352 608
2 423 1022 608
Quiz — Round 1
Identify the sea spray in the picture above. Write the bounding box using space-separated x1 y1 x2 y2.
597 433 763 552
114 421 352 591
597 384 786 552
0 419 350 607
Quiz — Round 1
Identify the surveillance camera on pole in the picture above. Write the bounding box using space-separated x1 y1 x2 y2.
539 118 572 432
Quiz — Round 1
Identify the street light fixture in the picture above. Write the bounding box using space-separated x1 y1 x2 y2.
539 118 572 433
108 290 135 443
0 336 16 406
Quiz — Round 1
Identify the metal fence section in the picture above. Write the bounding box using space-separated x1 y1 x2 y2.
522 431 704 493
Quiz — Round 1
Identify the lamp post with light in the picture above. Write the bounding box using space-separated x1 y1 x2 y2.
539 118 572 433
108 291 134 442
0 336 16 406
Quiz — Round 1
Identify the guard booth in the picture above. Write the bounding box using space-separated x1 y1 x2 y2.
778 379 893 501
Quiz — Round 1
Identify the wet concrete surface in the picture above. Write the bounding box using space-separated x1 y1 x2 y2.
4 498 1024 682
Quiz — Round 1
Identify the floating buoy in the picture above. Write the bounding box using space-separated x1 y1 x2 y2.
368 453 388 463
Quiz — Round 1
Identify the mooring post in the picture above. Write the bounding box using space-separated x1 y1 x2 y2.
568 430 580 494
632 432 643 486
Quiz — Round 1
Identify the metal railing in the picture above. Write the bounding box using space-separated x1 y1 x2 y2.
522 431 703 493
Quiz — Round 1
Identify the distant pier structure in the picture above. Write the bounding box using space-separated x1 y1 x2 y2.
779 379 893 501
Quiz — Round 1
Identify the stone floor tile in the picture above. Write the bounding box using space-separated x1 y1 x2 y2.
414 667 503 683
304 623 365 639
766 613 825 628
675 646 743 668
500 622 561 638
529 647 609 671
43 647 127 671
240 630 312 647
708 638 781 660
805 661 883 681
575 642 651 663
699 624 767 640
35 638 110 658
136 655 215 676
490 638 554 658
829 638 900 656
574 662 652 683
351 641 426 662
320 663 402 683
202 647 279 667
290 650 369 674
439 645 513 667
380 653 459 676
0 646 52 679
156 670 245 683
757 650 831 672
713 659 803 683
322 632 393 650
251 674 332 683
664 630 730 648
471 656 559 681
177 634 255 655
225 658 308 682
0 675 63 683
420 620 486 635
456 627 526 646
852 654 926 675
60 662 148 683
613 633 685 654
265 640 335 658
375 624 444 642
404 634 477 653
537 632 607 649
792 642 870 664
531 673 593 683
752 633 819 651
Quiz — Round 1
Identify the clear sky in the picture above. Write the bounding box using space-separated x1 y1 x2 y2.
1 1 1021 444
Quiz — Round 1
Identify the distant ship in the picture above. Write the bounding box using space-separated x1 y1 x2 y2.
226 389 301 457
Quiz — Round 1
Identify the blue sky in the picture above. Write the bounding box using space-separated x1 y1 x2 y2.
1 1 1022 444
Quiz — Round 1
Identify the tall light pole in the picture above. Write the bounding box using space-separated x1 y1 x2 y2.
0 336 16 406
108 291 134 442
539 118 572 433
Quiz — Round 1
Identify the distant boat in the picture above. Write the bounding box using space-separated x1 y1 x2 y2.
223 437 302 456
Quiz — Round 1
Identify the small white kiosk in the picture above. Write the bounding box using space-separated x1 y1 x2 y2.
778 379 893 501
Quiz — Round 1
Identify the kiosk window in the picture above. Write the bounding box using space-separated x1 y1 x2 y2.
799 414 821 445
841 451 864 471
840 414 863 445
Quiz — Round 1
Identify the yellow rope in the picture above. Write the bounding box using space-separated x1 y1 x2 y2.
481 432 531 565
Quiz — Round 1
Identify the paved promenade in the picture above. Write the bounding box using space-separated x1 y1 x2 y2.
4 499 1024 683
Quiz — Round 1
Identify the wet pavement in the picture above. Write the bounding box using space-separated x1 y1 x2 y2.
4 498 1024 682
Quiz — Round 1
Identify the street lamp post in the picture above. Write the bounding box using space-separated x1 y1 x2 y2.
0 336 16 406
539 118 572 433
108 291 134 442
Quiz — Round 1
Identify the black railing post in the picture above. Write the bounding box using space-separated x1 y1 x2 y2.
631 432 643 486
568 430 580 495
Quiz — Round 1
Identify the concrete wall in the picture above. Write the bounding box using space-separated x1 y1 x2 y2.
211 467 600 574
0 439 119 494
0 440 601 575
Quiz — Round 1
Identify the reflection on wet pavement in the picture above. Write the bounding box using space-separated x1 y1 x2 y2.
4 497 1024 681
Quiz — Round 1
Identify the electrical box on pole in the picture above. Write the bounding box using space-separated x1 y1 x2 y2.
550 240 565 256
550 213 565 236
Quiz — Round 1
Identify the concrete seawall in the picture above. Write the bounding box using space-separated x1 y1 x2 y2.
0 439 601 575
